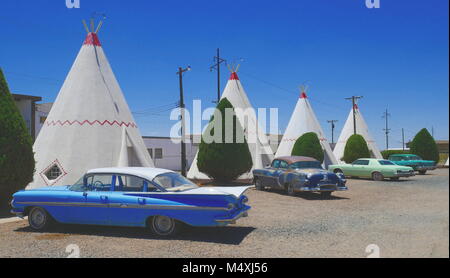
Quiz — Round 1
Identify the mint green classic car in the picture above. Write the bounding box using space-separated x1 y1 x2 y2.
388 154 437 175
328 158 415 181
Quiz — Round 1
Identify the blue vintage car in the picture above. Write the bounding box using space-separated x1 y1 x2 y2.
11 167 251 237
252 156 348 197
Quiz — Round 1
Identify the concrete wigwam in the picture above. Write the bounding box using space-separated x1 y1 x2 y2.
275 88 338 167
187 70 274 180
333 104 383 164
28 21 154 189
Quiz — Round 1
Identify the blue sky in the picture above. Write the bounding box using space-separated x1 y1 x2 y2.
1 0 448 148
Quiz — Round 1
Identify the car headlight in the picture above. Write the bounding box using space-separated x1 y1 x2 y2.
241 196 248 204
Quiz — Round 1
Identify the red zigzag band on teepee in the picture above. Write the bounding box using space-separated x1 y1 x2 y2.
45 120 138 128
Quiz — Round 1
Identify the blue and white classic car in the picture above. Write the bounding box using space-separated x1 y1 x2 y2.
11 167 251 237
252 156 348 197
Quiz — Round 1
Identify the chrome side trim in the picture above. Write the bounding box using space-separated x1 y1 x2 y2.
16 201 228 211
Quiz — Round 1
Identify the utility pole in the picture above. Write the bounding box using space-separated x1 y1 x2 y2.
345 96 363 135
176 66 191 177
327 120 338 145
382 109 391 150
210 48 226 103
402 128 405 151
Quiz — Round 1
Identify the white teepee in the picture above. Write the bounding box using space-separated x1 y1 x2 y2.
28 22 154 189
187 71 274 180
275 89 338 167
445 158 449 167
333 104 383 164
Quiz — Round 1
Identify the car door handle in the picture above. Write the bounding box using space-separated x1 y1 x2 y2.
100 196 108 202
138 198 146 205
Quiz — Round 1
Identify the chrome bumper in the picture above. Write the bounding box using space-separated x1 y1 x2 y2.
215 209 249 224
393 172 415 177
10 210 24 218
415 166 436 171
297 185 348 192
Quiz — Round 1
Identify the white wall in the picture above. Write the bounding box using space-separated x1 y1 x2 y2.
142 137 198 171
14 99 32 134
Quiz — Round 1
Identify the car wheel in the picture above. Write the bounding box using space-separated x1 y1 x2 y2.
321 191 333 198
255 178 265 191
372 172 384 181
418 170 427 175
28 207 51 231
334 169 343 174
285 183 295 196
150 216 178 237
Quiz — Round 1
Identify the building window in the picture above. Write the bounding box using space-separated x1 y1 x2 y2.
155 148 163 159
147 148 153 159
40 116 47 124
44 164 62 180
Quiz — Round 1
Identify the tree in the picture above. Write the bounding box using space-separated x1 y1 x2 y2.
343 134 370 163
197 98 252 182
410 128 439 163
0 68 35 207
291 132 324 163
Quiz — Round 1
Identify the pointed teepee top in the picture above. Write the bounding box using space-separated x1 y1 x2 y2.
227 63 241 80
82 18 104 46
229 72 240 80
299 84 309 99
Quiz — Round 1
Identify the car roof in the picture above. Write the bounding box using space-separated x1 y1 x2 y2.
86 167 175 181
275 156 319 164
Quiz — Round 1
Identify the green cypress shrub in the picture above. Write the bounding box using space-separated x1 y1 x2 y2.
291 132 324 163
197 98 252 182
343 134 371 163
410 128 439 162
0 68 35 207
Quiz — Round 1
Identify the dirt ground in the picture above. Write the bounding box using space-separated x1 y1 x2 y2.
0 168 448 258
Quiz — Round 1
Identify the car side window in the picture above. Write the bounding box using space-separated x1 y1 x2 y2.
272 160 280 168
115 175 159 192
353 160 369 166
86 174 113 192
279 160 289 169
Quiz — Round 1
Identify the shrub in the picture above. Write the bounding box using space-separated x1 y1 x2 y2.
291 132 324 163
0 68 35 207
343 134 370 163
410 128 439 163
197 98 252 182
381 149 410 159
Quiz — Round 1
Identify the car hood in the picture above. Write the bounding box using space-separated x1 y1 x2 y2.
178 186 253 198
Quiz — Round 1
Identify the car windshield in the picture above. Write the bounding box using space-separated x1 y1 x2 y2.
289 161 323 169
153 172 198 191
69 176 86 192
379 160 395 165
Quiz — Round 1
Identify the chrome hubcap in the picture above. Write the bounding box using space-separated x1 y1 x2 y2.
31 209 45 228
154 216 173 234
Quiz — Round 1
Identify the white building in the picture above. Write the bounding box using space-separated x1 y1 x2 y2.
12 94 42 141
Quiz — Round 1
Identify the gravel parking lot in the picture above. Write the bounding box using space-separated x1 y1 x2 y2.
0 169 448 258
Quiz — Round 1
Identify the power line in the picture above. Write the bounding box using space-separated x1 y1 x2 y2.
382 108 391 150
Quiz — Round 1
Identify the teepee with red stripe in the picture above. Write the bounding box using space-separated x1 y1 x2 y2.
187 69 274 180
275 87 338 167
28 21 154 189
333 104 383 164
